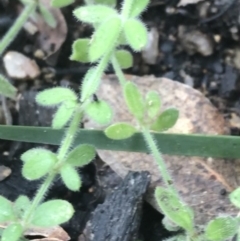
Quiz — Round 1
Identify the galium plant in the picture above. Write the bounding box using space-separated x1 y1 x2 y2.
1 0 240 241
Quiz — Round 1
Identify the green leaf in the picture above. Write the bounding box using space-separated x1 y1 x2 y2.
230 187 240 208
94 0 116 7
85 100 113 125
0 196 15 222
145 91 161 119
51 0 74 8
70 38 90 63
89 16 122 62
38 3 57 28
151 108 179 132
0 74 17 99
123 81 145 120
117 32 128 46
31 200 74 227
13 195 31 218
155 187 194 232
205 217 238 241
52 101 76 129
1 223 23 241
115 50 133 69
21 148 57 180
73 5 117 24
123 19 148 51
1 126 240 159
104 122 137 140
130 0 149 18
36 87 78 106
60 164 81 191
65 144 96 167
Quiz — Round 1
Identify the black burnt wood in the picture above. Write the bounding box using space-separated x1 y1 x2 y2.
81 171 150 241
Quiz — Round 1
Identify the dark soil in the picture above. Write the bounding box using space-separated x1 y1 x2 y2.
1 0 240 240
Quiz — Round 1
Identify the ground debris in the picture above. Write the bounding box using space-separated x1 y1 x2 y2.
79 171 150 241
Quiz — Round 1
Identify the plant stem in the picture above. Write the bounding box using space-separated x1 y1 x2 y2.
22 36 113 229
0 1 37 56
80 53 111 102
111 54 126 87
22 107 83 228
22 172 55 229
111 40 179 196
141 126 177 195
121 0 134 19
57 106 83 161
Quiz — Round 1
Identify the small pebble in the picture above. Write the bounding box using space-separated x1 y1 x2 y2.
3 51 40 80
34 49 45 59
0 165 11 181
178 26 213 56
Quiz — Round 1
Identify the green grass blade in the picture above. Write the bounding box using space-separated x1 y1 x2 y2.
0 125 239 159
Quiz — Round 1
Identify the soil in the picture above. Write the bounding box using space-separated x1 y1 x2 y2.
1 0 240 241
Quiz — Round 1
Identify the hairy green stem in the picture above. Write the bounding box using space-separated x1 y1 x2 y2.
111 48 176 193
121 0 134 19
22 107 83 228
57 106 83 161
141 126 177 195
111 43 178 195
22 172 55 229
80 53 111 102
22 40 115 229
111 55 126 87
0 1 37 56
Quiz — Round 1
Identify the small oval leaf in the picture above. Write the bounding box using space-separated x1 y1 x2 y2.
52 101 76 129
73 5 117 24
65 144 96 167
205 217 238 241
145 91 161 119
31 200 74 227
104 122 137 140
229 187 240 208
1 223 23 241
60 164 81 191
151 108 179 132
0 196 15 222
70 38 90 63
14 195 31 218
89 16 122 62
123 19 148 51
115 50 133 69
130 0 149 18
51 0 74 8
36 87 78 106
123 81 145 120
155 187 194 232
85 100 113 125
21 148 58 180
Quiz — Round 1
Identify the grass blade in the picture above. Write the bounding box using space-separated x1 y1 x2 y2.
0 125 239 159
